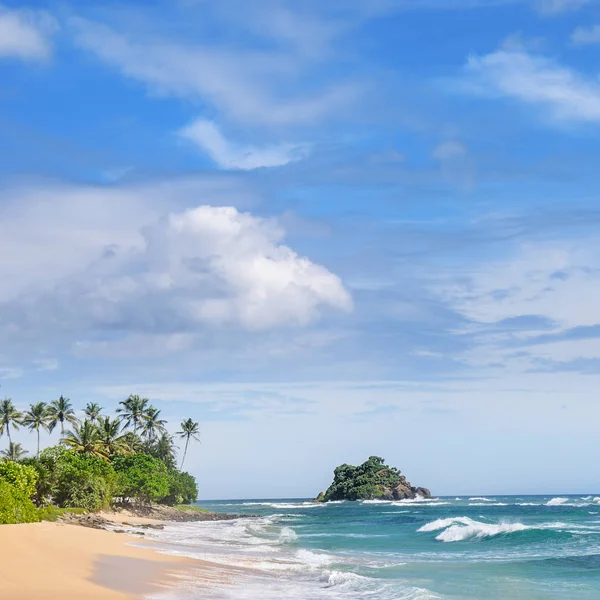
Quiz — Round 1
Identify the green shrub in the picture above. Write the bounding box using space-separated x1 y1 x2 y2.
0 480 40 524
0 461 38 498
113 453 170 505
163 470 198 505
28 446 115 511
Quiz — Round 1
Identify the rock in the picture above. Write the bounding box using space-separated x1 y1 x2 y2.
392 483 414 500
315 492 326 503
414 487 431 499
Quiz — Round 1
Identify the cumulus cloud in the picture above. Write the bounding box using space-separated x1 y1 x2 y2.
461 49 600 123
0 179 352 342
179 119 308 170
158 205 353 329
0 5 55 61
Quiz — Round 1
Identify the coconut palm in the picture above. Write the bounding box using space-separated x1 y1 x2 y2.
62 420 107 459
0 398 22 444
1 442 27 461
84 402 103 424
96 416 131 456
22 402 51 456
149 432 178 469
177 418 200 469
121 430 144 454
140 406 166 440
48 395 78 435
117 394 150 433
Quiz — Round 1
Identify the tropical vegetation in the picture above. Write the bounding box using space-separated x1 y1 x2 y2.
0 394 200 524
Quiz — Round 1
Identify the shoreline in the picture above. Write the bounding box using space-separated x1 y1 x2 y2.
0 520 217 600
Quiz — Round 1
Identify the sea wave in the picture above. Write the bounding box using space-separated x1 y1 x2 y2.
545 497 569 506
417 516 579 543
320 570 442 599
468 497 496 502
418 517 530 542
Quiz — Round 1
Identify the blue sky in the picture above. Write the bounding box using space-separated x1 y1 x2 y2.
2 0 600 498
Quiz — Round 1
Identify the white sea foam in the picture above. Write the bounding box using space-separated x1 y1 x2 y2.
546 497 569 506
321 570 369 587
418 517 474 532
418 516 531 542
295 548 335 567
468 497 495 502
279 527 298 544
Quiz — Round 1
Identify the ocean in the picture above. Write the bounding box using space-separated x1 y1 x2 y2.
137 496 600 599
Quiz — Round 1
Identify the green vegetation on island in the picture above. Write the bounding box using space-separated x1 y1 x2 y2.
315 456 431 502
0 395 201 524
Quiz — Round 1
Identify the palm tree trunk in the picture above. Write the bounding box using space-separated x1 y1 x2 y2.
60 420 64 436
37 428 40 456
7 425 12 445
180 437 190 469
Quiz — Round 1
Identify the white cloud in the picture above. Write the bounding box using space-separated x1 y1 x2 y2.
70 17 356 127
0 6 55 61
0 179 352 338
572 24 600 45
462 50 600 123
436 241 600 330
179 119 308 170
163 206 353 329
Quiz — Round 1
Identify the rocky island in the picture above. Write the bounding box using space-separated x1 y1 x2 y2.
315 456 431 502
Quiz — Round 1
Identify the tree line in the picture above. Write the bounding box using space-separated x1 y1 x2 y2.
0 394 199 467
0 394 202 524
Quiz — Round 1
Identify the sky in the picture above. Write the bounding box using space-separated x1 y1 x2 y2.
1 0 600 499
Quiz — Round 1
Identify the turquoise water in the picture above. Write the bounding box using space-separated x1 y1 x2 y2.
142 496 600 599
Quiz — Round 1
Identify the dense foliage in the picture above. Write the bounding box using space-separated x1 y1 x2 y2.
113 453 170 505
0 459 41 523
0 393 201 519
0 480 40 524
26 446 116 511
0 461 38 497
320 456 402 501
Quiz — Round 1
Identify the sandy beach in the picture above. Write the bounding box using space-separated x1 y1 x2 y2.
0 521 193 600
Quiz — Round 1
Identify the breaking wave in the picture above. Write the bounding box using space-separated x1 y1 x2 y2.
546 497 570 506
418 517 531 542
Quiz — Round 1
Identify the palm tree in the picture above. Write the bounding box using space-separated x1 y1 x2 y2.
0 398 22 444
117 394 150 433
84 402 103 424
62 420 107 459
97 416 131 456
22 402 51 456
121 430 143 454
1 442 27 461
48 395 78 435
140 406 166 440
177 418 200 469
149 432 178 469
